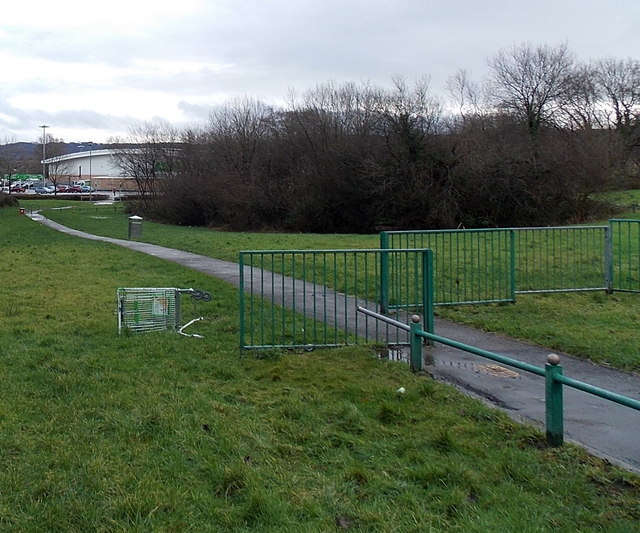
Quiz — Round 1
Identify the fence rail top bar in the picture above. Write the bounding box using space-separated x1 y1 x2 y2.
356 306 411 332
240 248 433 254
383 225 607 235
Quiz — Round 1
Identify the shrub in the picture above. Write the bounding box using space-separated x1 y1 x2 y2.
0 192 19 208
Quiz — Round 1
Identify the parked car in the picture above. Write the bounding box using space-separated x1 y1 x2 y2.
34 186 53 194
56 185 71 193
68 186 82 193
80 185 95 193
10 186 26 193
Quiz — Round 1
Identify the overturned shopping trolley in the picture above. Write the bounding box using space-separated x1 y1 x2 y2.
117 287 211 335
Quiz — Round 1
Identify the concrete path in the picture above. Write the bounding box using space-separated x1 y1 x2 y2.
29 212 640 472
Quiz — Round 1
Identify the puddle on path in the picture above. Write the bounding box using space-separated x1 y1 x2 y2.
377 345 410 363
432 359 521 378
377 346 521 379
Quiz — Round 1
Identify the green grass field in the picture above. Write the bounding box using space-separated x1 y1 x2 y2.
1 203 639 531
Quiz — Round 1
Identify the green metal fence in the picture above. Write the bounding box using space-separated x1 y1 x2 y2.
609 219 640 292
239 249 434 351
239 220 638 352
515 225 608 293
380 222 633 308
381 228 515 309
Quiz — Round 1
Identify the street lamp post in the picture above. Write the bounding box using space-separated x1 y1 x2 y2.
88 143 93 201
79 142 94 201
40 125 49 186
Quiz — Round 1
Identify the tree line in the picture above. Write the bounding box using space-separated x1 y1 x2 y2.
112 43 638 231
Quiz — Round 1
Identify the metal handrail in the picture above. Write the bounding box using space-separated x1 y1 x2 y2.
356 307 640 447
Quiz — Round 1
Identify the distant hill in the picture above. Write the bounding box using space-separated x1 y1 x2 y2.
0 142 106 174
0 142 39 159
0 142 105 158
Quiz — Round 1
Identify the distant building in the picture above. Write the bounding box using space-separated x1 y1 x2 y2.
43 148 137 191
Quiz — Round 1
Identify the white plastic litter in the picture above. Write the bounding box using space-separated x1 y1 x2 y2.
178 317 206 338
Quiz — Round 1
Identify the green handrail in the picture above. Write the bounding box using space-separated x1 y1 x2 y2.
408 319 640 446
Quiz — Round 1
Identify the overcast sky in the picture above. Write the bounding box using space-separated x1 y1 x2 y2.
1 0 638 143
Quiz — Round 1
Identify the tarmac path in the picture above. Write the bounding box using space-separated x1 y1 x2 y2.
29 212 640 472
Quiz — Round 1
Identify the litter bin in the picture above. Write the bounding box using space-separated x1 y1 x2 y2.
128 215 143 239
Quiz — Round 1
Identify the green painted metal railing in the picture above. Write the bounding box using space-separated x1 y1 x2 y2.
381 228 516 309
401 314 640 446
609 219 640 292
514 225 608 294
380 222 639 308
238 220 638 352
239 249 434 351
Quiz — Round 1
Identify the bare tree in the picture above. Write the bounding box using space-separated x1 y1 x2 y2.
40 139 69 194
594 57 640 131
555 64 605 131
486 43 578 135
446 69 483 125
0 136 21 193
206 97 273 190
102 45 638 232
364 77 463 228
46 154 75 194
111 120 181 210
593 57 640 172
279 81 388 232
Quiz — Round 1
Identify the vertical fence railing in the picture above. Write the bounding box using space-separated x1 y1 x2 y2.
609 219 640 293
514 225 608 294
239 221 638 351
239 249 434 351
381 224 621 307
381 228 515 307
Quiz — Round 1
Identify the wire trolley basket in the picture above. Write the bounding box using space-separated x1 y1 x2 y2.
117 287 211 335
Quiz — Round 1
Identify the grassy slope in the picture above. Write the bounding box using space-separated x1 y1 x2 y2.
1 208 639 531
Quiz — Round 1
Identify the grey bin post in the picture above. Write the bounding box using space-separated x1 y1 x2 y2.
128 215 143 239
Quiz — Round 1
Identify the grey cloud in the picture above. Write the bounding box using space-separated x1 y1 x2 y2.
0 0 639 142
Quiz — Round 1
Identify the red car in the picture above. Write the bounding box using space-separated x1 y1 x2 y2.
67 186 82 193
10 186 26 193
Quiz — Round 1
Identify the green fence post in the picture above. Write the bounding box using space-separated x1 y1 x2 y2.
409 314 422 373
380 232 389 314
605 221 613 294
422 249 434 344
239 252 245 352
510 229 517 303
545 353 564 446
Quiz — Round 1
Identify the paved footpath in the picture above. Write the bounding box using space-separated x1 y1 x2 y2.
30 212 640 472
